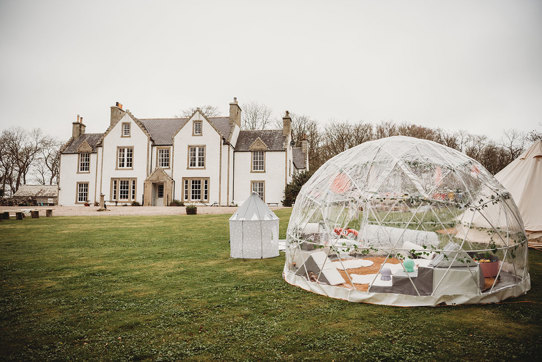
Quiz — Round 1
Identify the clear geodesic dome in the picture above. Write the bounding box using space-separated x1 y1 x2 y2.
283 136 530 306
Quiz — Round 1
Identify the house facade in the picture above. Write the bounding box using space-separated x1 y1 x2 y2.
58 98 308 206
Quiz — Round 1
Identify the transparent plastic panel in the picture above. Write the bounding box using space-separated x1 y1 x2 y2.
284 136 529 305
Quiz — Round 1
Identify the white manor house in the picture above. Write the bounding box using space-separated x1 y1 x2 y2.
58 98 309 206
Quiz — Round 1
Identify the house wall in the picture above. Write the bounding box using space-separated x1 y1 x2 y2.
59 105 301 207
233 150 286 205
58 152 98 205
100 113 149 204
173 112 221 204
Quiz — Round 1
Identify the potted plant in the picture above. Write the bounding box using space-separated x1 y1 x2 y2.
474 252 500 278
186 204 197 215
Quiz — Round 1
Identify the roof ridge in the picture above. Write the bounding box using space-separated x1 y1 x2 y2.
140 117 188 121
240 129 282 132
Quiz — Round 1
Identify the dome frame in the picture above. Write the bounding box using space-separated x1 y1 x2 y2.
283 136 530 306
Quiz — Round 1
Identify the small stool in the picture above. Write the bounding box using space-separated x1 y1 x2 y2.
31 210 39 218
16 212 24 220
46 209 53 217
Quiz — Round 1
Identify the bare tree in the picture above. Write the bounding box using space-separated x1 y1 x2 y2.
397 123 441 142
178 105 221 118
34 136 61 185
351 122 374 145
454 130 470 152
0 131 16 196
0 128 44 194
289 114 324 170
320 121 355 160
526 129 542 143
464 134 488 161
479 142 509 174
375 121 399 139
439 130 460 150
241 102 273 130
501 129 525 160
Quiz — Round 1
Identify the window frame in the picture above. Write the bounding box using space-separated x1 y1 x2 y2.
75 182 89 204
182 177 210 203
187 145 206 169
121 122 131 137
116 146 134 170
251 151 266 173
110 178 137 202
156 147 171 169
250 180 265 202
78 152 90 173
192 120 203 136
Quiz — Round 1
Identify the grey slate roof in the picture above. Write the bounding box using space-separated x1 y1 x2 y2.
62 115 235 151
62 133 103 154
292 147 307 169
235 130 286 151
13 185 58 198
139 117 231 145
139 118 188 145
208 117 232 140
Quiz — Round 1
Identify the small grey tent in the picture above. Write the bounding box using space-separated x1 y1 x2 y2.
229 192 279 259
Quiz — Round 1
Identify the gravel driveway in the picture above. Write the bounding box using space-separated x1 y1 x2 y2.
0 205 286 217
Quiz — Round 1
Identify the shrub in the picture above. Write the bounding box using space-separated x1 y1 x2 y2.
282 170 314 206
170 199 184 206
131 201 141 206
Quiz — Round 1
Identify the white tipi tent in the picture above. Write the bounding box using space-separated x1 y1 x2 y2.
229 192 279 259
495 140 542 232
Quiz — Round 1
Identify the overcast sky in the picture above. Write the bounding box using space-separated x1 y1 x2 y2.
0 0 541 141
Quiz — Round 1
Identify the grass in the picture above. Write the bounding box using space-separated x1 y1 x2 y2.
0 209 541 360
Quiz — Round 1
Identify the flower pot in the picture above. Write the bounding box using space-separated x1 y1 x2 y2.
479 261 500 278
186 207 197 215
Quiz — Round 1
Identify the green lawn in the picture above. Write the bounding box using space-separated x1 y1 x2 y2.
1 209 541 360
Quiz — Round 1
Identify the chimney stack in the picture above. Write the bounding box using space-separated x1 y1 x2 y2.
282 110 291 137
301 134 308 154
110 101 126 127
229 97 241 128
72 114 86 138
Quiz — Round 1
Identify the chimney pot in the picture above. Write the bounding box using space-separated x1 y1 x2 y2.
282 110 292 137
110 102 126 127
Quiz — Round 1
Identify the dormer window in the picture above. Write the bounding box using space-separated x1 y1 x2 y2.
251 151 265 172
78 153 90 173
122 123 131 137
193 120 202 136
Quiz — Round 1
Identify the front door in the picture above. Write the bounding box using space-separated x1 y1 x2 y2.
155 183 164 206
